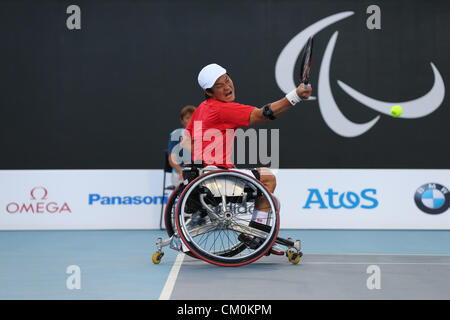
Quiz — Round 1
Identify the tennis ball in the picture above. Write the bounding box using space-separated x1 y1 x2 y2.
390 105 402 118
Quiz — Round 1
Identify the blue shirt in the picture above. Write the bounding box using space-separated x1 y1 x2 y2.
167 128 188 173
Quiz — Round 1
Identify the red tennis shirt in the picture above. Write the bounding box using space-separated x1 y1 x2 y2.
184 98 256 168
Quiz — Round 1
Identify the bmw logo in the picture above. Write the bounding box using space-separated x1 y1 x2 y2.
414 183 450 215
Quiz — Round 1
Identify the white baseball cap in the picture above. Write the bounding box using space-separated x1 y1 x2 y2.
197 63 227 90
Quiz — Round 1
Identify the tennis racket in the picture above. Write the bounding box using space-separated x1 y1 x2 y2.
299 36 314 88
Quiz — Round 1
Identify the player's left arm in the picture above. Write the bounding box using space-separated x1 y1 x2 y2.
249 83 312 125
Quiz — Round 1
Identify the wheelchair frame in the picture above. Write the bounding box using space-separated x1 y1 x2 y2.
153 166 302 266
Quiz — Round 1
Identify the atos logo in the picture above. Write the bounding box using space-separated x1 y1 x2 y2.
6 186 72 214
303 188 378 210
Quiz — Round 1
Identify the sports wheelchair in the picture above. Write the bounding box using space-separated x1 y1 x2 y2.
152 165 302 267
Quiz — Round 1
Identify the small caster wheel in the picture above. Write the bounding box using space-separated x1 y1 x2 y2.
152 252 164 264
287 250 301 265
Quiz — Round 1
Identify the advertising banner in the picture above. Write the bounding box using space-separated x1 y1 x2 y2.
1 169 449 230
0 170 166 230
275 169 450 229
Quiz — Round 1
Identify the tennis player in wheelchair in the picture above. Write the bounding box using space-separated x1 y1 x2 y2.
153 63 312 267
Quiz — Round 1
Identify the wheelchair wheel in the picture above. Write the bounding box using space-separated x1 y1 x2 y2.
163 184 198 259
164 184 183 237
175 170 280 267
166 183 249 259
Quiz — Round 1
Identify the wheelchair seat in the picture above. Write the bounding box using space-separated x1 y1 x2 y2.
182 164 225 182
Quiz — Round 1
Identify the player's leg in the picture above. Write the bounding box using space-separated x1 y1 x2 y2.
245 168 283 255
253 167 276 224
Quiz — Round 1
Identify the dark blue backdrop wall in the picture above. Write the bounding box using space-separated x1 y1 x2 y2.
0 0 448 169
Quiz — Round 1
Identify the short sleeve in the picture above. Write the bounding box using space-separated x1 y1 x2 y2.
168 128 184 154
219 102 256 128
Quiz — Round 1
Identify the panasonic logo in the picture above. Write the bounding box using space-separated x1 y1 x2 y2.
88 194 168 205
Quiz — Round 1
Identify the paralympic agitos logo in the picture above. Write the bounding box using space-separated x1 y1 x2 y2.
275 11 445 138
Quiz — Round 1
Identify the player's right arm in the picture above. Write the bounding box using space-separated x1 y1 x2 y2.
249 83 312 125
180 135 192 152
168 153 183 177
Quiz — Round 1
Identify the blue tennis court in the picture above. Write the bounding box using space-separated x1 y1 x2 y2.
1 229 449 299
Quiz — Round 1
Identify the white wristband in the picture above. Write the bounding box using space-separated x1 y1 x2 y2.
285 89 302 105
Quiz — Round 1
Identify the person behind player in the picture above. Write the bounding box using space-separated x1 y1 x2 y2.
167 105 196 185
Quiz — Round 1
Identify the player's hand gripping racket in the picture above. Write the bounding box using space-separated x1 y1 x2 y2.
299 36 314 89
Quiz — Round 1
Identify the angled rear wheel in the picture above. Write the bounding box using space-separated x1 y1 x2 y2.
175 170 280 267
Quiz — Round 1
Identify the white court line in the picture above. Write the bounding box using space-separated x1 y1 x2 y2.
304 253 450 257
159 254 185 300
302 262 450 265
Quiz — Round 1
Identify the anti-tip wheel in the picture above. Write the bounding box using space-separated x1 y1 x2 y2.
152 252 164 264
287 250 301 265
